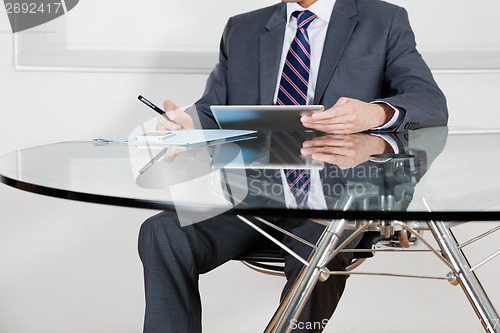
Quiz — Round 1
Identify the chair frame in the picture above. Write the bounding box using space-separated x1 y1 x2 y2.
236 216 500 333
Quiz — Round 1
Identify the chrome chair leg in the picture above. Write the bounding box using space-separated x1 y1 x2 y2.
427 221 500 333
265 219 348 333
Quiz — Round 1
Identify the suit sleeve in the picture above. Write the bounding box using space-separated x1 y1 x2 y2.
187 19 232 129
379 7 448 131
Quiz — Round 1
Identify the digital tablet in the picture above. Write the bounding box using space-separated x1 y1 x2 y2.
211 130 324 169
210 105 324 131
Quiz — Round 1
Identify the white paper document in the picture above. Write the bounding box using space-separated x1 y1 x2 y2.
94 129 256 148
153 129 255 146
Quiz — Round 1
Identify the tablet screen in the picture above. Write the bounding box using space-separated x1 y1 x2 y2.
210 105 324 130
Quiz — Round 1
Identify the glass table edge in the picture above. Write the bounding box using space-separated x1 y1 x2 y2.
1 174 499 222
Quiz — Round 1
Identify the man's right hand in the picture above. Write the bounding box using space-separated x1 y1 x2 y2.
300 134 392 169
156 100 195 131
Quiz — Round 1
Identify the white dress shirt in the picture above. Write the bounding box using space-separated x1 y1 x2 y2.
274 1 334 209
273 0 335 105
273 0 399 209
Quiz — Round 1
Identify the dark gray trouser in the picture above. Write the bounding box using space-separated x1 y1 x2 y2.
138 212 361 333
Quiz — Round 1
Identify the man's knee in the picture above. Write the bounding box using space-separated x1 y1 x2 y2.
140 212 179 237
138 212 185 261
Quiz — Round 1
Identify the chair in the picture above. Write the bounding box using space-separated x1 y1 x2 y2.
236 228 417 276
228 147 500 332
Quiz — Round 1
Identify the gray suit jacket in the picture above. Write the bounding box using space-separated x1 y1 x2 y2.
192 0 448 132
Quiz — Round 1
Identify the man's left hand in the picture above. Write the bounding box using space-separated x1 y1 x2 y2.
301 97 394 134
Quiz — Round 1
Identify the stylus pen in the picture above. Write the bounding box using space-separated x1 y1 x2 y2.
138 95 177 124
139 146 169 175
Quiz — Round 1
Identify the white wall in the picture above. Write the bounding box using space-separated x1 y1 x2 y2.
1 3 500 333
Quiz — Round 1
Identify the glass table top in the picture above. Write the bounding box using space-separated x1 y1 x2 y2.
1 127 499 222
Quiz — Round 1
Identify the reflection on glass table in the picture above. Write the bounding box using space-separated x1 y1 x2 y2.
0 127 499 332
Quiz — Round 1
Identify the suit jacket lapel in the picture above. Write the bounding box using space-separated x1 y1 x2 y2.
314 0 359 104
259 4 287 105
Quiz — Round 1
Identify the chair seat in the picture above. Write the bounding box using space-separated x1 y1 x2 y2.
237 246 285 263
236 231 384 263
235 229 418 277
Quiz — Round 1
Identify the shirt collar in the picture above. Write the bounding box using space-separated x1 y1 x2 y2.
286 0 336 25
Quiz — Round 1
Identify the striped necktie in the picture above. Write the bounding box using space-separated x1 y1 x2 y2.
276 10 316 208
276 10 317 106
270 130 311 208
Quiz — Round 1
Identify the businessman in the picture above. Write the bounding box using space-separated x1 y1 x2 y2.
139 0 448 332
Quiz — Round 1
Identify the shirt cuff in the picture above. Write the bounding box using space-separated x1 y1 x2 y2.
370 101 404 130
369 133 400 155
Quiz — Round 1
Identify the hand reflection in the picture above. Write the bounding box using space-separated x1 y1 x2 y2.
301 134 392 169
